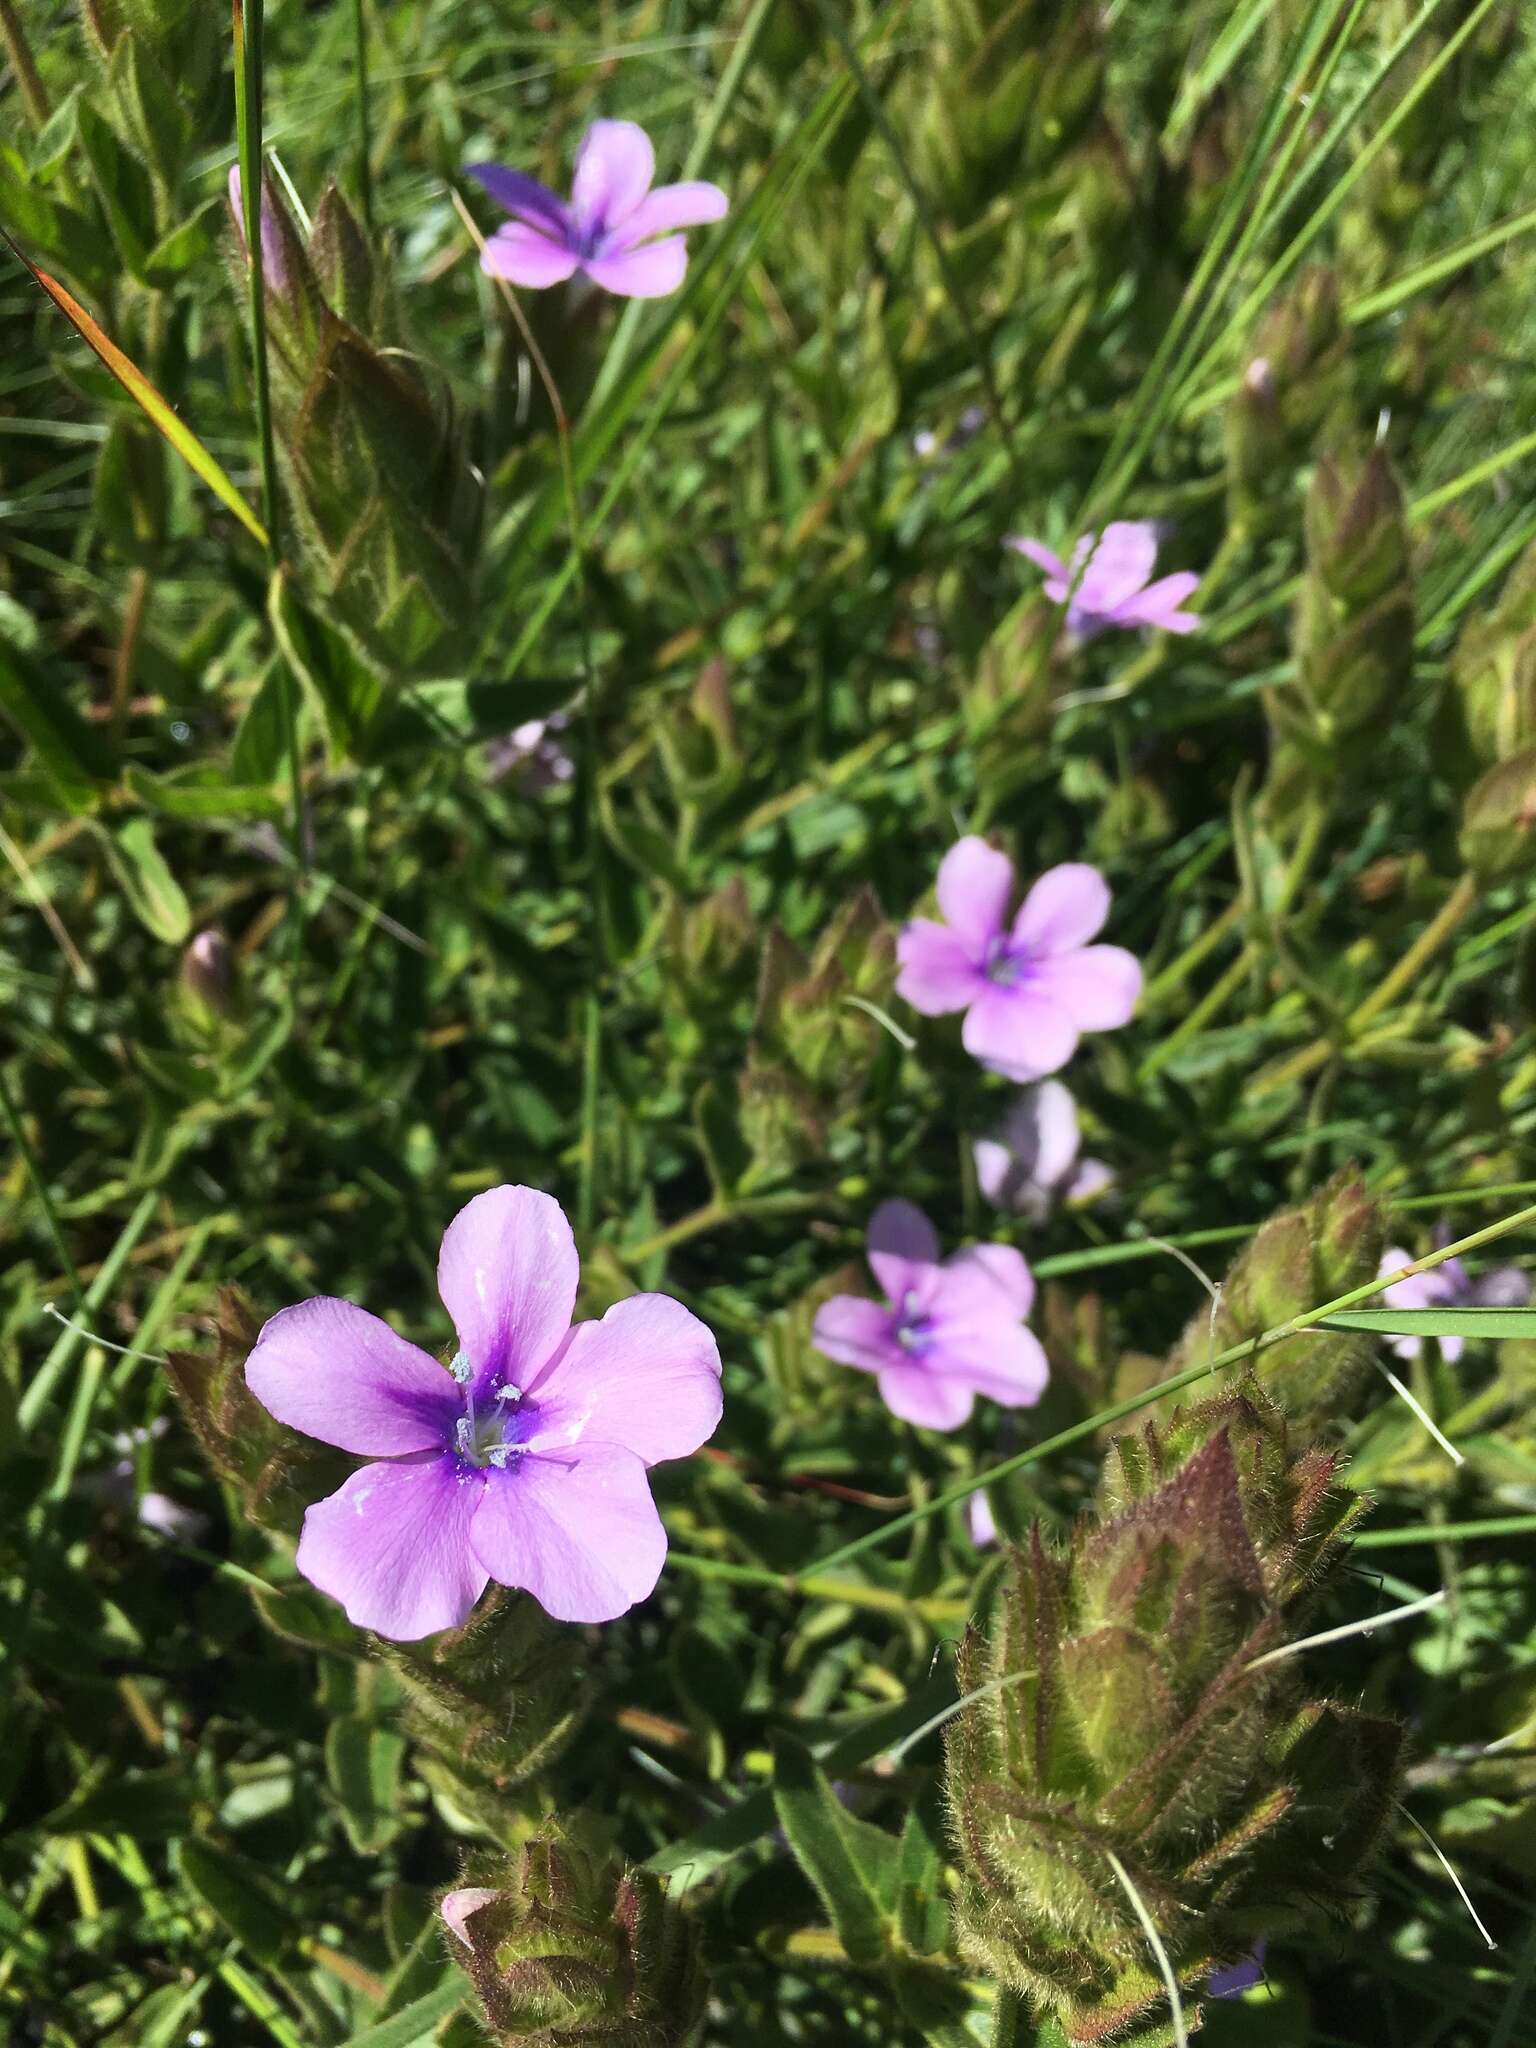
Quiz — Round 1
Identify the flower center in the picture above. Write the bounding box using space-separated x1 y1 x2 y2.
984 936 1034 988
894 1288 933 1356
449 1351 523 1469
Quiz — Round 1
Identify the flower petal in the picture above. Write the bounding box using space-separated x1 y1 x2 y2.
1080 521 1158 610
1030 944 1142 1030
442 1889 502 1948
481 222 579 289
469 1442 666 1623
936 836 1014 956
875 1364 975 1430
609 179 727 246
571 118 655 233
1110 572 1200 634
936 1242 1036 1321
437 1185 579 1396
928 1320 1050 1410
1011 863 1110 954
519 1294 722 1466
895 919 986 1013
1006 535 1069 583
868 1198 942 1307
296 1455 488 1640
582 237 688 298
961 984 1079 1081
246 1299 459 1455
812 1294 897 1374
464 162 568 233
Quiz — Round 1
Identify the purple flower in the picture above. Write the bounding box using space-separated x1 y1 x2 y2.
1379 1234 1530 1363
244 1185 722 1638
973 1080 1115 1222
1007 521 1201 641
968 1490 998 1547
811 1200 1048 1431
1208 1939 1267 1999
483 715 575 794
467 120 727 300
895 838 1142 1082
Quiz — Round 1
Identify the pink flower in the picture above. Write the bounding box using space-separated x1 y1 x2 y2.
467 120 727 299
811 1200 1048 1431
973 1080 1115 1222
244 1185 722 1638
1007 521 1200 641
895 838 1142 1081
1378 1234 1529 1364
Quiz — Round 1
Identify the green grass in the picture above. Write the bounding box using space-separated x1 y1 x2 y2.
5 1 1536 2044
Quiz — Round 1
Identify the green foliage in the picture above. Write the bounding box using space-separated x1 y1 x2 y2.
6 0 1536 2043
946 1384 1403 2044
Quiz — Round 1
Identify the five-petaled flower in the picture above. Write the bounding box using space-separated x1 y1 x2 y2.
1007 520 1201 641
896 837 1141 1081
467 119 727 299
812 1200 1048 1431
1378 1234 1530 1363
244 1185 722 1639
973 1080 1115 1222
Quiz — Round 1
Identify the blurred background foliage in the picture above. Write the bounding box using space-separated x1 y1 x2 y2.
4 0 1536 2042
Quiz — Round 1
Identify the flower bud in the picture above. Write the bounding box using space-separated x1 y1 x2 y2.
227 170 482 680
945 1382 1402 2045
1460 746 1536 884
442 1824 705 2046
1448 540 1536 770
1163 1170 1387 1439
179 928 239 1021
1267 450 1413 784
1225 270 1351 535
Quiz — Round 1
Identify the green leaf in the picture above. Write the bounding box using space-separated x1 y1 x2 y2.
178 1835 297 1965
250 1580 363 1655
75 96 156 278
5 233 267 543
1320 1306 1536 1339
270 571 385 760
334 1978 466 2048
0 633 114 811
104 815 192 943
143 196 222 284
231 662 291 785
770 1733 894 1967
125 763 282 820
326 1714 406 1853
44 1764 200 1840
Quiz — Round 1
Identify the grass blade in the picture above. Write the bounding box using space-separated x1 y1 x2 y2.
0 230 267 545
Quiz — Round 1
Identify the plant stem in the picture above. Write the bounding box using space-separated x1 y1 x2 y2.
0 0 50 129
350 0 373 231
110 567 150 744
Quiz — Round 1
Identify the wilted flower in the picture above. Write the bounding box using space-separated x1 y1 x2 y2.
483 715 575 793
1007 520 1201 641
812 1199 1048 1430
1378 1233 1530 1362
468 120 727 299
896 837 1141 1080
973 1080 1114 1221
244 1185 722 1637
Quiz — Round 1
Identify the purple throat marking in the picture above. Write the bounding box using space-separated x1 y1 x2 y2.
448 1350 525 1472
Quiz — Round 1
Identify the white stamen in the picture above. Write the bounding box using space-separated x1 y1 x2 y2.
449 1349 473 1385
